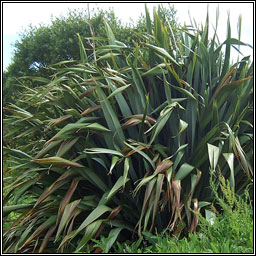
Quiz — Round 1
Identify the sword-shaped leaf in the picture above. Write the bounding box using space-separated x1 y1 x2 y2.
123 158 130 189
35 140 63 159
124 141 155 169
38 225 57 253
105 84 130 100
174 163 194 181
107 176 130 200
19 215 57 250
56 138 79 157
150 174 164 231
75 220 104 252
55 200 81 242
33 169 77 208
104 227 123 253
76 205 112 235
3 204 33 217
33 156 84 167
85 148 123 157
57 178 82 224
144 43 179 66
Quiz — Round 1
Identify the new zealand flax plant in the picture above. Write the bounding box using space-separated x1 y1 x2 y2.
3 5 253 253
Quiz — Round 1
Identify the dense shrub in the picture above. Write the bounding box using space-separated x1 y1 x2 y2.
3 5 253 253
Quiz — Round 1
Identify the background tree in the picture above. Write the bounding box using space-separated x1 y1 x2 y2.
3 5 178 106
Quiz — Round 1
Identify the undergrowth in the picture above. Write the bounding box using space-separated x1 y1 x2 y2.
102 172 253 253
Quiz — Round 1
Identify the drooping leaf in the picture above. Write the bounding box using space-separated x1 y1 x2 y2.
107 176 130 200
33 156 84 168
3 204 33 217
75 220 104 252
174 163 194 181
56 138 79 157
19 215 57 250
85 148 123 157
104 227 123 253
55 200 81 242
75 205 112 234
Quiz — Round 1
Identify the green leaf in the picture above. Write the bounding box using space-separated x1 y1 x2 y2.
104 20 116 45
105 227 123 253
97 53 120 62
174 163 194 180
145 4 152 35
178 119 188 136
20 215 57 250
148 104 175 144
33 156 84 167
78 33 88 64
144 43 179 66
75 220 104 252
35 140 63 159
124 141 155 170
150 173 164 231
137 177 157 236
33 169 77 208
207 143 220 171
75 166 108 192
55 200 81 242
3 204 33 217
84 123 110 132
76 205 112 234
47 123 94 142
3 147 32 159
15 218 39 253
198 201 211 209
95 84 125 149
123 157 130 189
134 174 156 196
220 15 231 81
56 138 79 157
171 84 197 101
107 176 130 200
141 63 166 77
109 156 120 175
105 84 130 100
13 173 44 204
223 153 235 191
163 70 172 104
85 148 123 157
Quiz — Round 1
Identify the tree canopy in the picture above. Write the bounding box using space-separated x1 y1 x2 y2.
3 5 177 106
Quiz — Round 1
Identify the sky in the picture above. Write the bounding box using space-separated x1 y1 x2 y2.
2 2 254 71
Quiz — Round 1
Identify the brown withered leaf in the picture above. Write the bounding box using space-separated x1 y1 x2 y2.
81 105 102 116
79 86 96 98
154 159 173 175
